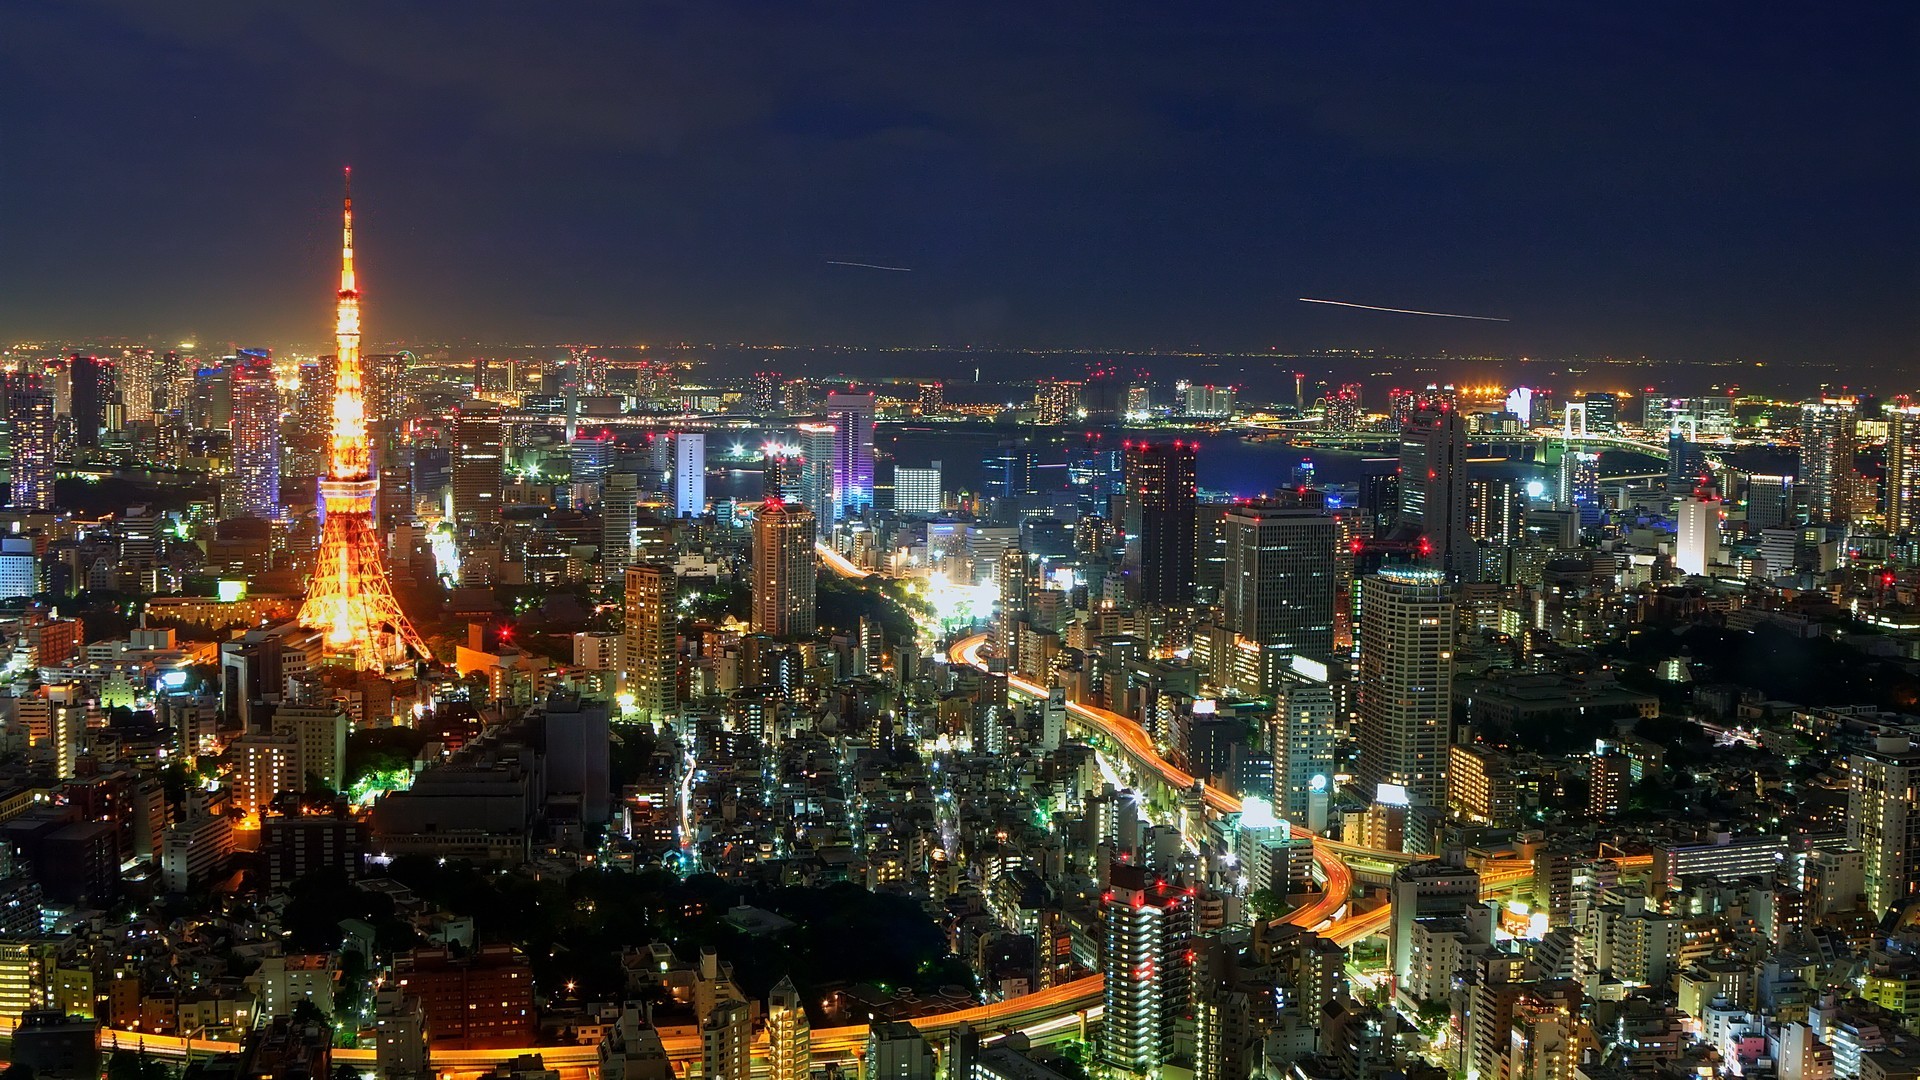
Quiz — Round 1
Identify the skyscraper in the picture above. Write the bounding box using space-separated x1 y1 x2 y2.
1122 441 1198 607
1800 397 1858 524
826 392 875 520
674 432 706 518
1222 503 1335 655
1674 481 1722 576
1581 392 1618 432
230 348 281 520
1886 406 1920 535
1398 404 1472 579
451 400 504 528
1848 735 1919 915
68 353 110 449
6 372 55 512
1357 566 1456 809
797 422 837 531
893 462 943 515
1466 478 1525 544
600 472 641 581
119 347 158 425
622 563 677 723
752 499 817 638
1099 864 1194 1074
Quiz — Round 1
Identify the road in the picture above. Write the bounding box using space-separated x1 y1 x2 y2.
816 542 872 579
947 633 1357 932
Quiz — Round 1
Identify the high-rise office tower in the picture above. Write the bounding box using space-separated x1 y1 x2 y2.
230 348 281 520
797 422 837 530
1886 407 1920 535
1222 504 1334 655
1745 473 1797 531
1582 392 1618 432
6 372 55 512
1675 481 1722 576
1398 404 1473 579
1099 864 1194 1074
451 400 504 527
983 440 1038 502
1122 441 1198 607
762 447 803 502
674 432 706 518
1848 735 1919 914
68 353 110 448
569 430 615 486
826 392 875 520
767 976 811 1080
600 472 641 580
1800 397 1858 524
622 563 677 723
1466 478 1525 544
1357 566 1456 808
893 461 943 515
752 499 817 638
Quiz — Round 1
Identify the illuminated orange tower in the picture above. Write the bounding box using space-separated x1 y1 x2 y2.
298 169 430 668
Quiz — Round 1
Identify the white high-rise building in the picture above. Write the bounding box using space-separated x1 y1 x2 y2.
1357 566 1456 808
674 432 706 518
894 461 943 515
1675 483 1722 576
1272 672 1339 822
1848 735 1920 914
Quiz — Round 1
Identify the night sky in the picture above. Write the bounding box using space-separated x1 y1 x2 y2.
5 3 1915 367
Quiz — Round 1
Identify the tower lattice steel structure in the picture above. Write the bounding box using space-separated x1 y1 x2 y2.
297 169 431 669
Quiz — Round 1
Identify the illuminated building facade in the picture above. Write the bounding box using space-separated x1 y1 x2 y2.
1099 864 1193 1074
1799 397 1858 524
1675 481 1722 576
230 348 281 520
752 499 817 638
674 432 706 518
1222 503 1334 654
452 400 504 527
1357 566 1455 810
1887 406 1920 535
6 371 55 512
622 563 677 722
826 392 875 519
296 170 430 669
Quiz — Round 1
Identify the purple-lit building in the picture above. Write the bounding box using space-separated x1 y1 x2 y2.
827 391 874 520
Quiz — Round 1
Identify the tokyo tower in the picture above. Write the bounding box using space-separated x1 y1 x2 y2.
297 169 431 669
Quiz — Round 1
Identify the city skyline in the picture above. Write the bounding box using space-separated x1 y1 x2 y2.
4 6 1915 367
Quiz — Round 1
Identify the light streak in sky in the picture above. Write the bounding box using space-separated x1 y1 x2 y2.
827 259 913 272
1298 296 1510 321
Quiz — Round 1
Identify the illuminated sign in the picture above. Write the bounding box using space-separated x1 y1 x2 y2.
216 580 247 603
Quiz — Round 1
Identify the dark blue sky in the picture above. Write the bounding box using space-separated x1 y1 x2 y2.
4 2 1915 367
